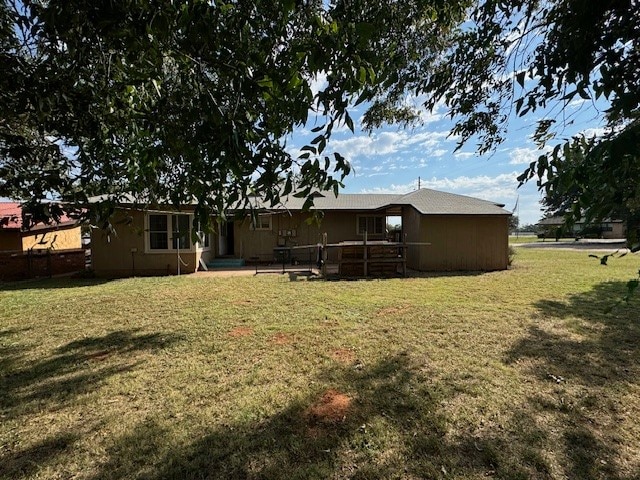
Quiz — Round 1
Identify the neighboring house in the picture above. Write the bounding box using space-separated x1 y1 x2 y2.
537 216 625 240
0 202 85 280
0 202 82 252
90 189 511 277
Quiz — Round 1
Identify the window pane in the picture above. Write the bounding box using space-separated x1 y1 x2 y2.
149 214 167 232
358 217 367 234
374 217 384 234
358 216 384 235
149 215 168 249
172 215 191 249
150 232 168 250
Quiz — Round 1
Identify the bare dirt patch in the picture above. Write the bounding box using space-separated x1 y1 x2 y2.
331 348 356 364
304 389 353 426
270 332 294 345
228 326 254 338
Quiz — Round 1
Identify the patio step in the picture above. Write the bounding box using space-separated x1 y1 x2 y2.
206 258 245 269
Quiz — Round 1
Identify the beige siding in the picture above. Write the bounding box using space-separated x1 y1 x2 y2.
231 210 508 272
604 222 625 239
22 225 82 251
233 211 380 263
402 207 423 269
416 215 509 271
91 209 204 277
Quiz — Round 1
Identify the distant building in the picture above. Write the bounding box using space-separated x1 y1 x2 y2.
536 216 625 239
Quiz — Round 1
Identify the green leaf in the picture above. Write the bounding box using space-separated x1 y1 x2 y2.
345 112 354 133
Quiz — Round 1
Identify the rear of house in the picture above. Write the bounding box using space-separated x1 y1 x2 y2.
89 189 510 276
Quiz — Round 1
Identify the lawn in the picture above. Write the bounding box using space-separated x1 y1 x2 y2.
1 248 639 479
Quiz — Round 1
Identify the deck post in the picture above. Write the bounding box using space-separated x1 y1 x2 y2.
402 233 407 277
321 233 327 277
363 231 368 277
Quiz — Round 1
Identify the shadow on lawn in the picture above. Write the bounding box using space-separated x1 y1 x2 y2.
506 280 640 387
0 329 181 416
85 353 634 480
0 277 112 291
89 354 455 479
500 279 640 479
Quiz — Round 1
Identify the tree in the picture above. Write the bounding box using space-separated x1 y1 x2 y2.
394 0 640 246
509 214 519 232
0 0 468 228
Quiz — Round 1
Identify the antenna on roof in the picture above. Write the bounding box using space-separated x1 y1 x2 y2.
417 176 421 190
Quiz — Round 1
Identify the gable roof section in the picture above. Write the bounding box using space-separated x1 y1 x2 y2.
390 189 509 215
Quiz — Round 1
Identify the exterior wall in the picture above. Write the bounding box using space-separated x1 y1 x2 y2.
414 215 509 271
0 231 22 252
91 209 208 277
604 222 625 239
22 225 82 251
233 210 386 263
402 207 423 269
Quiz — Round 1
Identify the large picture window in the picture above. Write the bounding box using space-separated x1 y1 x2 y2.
357 216 385 236
147 213 192 251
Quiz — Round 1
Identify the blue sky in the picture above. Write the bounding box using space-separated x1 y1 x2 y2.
288 74 609 226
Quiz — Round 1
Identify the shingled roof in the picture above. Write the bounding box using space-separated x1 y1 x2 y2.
86 189 511 216
253 189 510 216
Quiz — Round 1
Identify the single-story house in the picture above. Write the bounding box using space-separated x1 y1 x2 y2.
537 216 625 239
89 189 511 277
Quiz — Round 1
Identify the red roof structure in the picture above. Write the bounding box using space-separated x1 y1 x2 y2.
0 202 77 231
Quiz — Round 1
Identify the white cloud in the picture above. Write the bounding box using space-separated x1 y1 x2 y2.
309 72 327 97
508 146 545 165
325 129 454 162
581 127 607 138
431 149 448 157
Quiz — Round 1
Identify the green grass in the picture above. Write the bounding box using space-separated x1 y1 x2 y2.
1 248 639 479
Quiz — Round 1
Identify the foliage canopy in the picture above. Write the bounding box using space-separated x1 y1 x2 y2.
2 0 638 243
0 0 467 226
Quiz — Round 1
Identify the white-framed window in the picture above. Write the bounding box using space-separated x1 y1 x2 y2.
146 213 192 252
357 215 385 235
252 214 272 231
